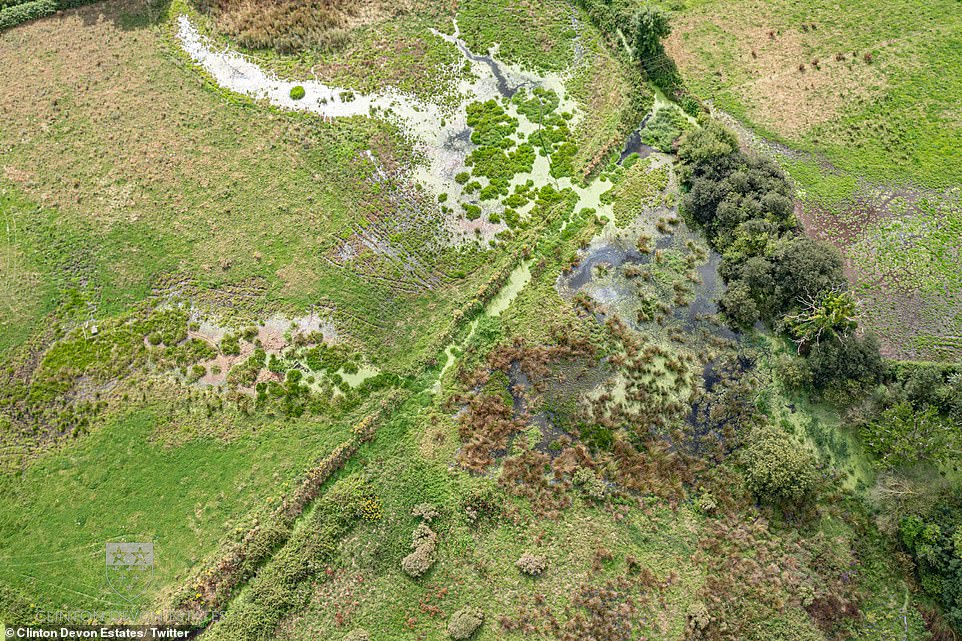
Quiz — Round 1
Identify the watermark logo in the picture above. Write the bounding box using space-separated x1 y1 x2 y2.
105 542 153 603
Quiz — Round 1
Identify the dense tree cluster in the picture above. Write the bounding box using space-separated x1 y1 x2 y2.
678 125 962 632
677 122 884 392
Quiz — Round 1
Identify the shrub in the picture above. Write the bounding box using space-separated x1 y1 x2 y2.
770 237 846 315
632 7 671 59
401 523 437 578
289 85 306 100
807 332 884 392
676 121 738 166
687 601 711 632
515 552 548 576
220 334 241 356
640 106 693 152
412 503 439 523
719 280 760 328
742 425 818 505
774 354 812 391
448 607 484 640
0 0 56 31
860 403 955 469
785 289 858 351
573 468 607 501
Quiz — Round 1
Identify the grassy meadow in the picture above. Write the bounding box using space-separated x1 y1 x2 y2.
0 403 358 610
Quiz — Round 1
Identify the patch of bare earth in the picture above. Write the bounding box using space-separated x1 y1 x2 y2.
665 17 887 137
798 188 962 360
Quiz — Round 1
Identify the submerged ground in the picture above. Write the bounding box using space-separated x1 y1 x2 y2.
0 0 960 639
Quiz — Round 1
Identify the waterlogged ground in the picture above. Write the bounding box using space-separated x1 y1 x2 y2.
177 14 661 245
177 9 717 400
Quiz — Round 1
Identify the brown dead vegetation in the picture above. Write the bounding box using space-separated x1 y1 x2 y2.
197 0 408 53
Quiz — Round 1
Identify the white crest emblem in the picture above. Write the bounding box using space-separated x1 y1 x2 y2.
105 542 153 603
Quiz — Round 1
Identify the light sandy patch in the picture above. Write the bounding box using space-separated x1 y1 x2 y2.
665 18 887 136
2 166 32 186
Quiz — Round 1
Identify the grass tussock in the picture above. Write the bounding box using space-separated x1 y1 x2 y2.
200 0 399 53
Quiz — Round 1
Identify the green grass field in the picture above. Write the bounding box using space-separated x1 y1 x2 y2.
0 404 357 609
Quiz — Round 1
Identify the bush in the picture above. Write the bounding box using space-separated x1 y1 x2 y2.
515 552 548 576
807 332 884 392
742 425 818 505
0 0 55 31
401 523 437 578
412 503 439 523
448 607 484 640
640 106 693 152
677 121 738 167
220 334 241 356
573 468 607 501
719 280 760 328
289 85 306 100
770 237 846 314
774 354 812 391
860 403 955 469
687 601 711 632
632 7 671 59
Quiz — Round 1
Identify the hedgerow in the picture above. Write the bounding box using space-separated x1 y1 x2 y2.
0 0 100 31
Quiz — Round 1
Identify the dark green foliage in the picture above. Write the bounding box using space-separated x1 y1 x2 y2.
891 363 962 421
0 0 54 30
683 149 795 247
632 7 671 60
677 121 739 166
572 0 700 114
0 0 99 30
898 494 962 629
769 238 846 314
806 332 884 392
719 280 760 328
677 121 866 398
